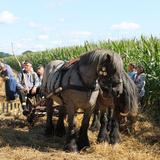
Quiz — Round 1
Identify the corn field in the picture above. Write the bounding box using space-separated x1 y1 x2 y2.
4 36 160 110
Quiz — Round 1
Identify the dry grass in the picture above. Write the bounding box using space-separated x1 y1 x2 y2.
0 113 159 160
0 78 160 160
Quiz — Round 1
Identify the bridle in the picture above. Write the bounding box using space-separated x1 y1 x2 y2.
97 65 123 98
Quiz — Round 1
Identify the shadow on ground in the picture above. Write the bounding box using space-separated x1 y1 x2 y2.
0 117 65 152
0 110 159 154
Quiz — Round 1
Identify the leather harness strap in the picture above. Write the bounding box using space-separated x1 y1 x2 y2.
58 61 99 92
66 62 99 92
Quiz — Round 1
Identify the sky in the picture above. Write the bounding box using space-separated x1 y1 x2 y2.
0 0 160 54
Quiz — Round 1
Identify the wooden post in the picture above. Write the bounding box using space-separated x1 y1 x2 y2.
10 102 13 110
6 102 8 113
2 102 5 113
14 102 17 109
8 102 10 112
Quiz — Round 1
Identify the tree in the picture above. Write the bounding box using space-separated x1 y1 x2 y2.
0 52 11 58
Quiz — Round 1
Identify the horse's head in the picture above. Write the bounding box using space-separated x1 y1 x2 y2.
98 52 124 97
78 49 124 96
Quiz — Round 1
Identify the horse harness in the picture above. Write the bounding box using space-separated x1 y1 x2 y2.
53 59 100 93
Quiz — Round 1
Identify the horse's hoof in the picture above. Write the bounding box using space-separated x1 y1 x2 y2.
78 143 90 151
97 133 109 143
97 137 106 143
64 141 78 152
64 145 78 152
109 137 120 145
77 139 90 151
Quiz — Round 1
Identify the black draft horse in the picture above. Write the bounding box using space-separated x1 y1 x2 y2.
42 49 128 151
91 70 139 144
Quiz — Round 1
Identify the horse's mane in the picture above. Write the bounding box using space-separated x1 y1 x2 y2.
122 71 139 115
79 49 107 65
110 52 124 75
79 49 124 74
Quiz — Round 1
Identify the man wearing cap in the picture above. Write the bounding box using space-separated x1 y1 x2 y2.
16 60 40 116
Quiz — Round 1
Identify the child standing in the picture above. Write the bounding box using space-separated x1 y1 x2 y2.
128 63 137 80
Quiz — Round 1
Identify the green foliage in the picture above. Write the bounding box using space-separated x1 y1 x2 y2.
21 50 33 55
4 36 160 106
0 52 11 58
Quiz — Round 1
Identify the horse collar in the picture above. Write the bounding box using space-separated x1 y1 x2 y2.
66 63 99 92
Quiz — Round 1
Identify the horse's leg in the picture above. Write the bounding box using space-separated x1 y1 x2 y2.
97 111 108 143
55 105 66 137
108 110 120 144
106 108 113 132
45 98 54 135
90 107 100 132
77 109 92 151
64 109 78 152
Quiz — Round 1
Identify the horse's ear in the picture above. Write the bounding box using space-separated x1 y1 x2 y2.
106 54 111 62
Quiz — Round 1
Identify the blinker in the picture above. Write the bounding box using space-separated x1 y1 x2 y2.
102 67 106 71
99 71 103 75
103 72 107 76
